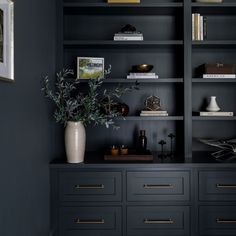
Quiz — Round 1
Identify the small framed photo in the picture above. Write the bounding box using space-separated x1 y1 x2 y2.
77 57 104 79
0 0 14 82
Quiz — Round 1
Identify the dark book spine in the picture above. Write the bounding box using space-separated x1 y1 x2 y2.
203 16 207 40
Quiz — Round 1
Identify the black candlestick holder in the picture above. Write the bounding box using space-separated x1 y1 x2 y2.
158 140 167 159
167 133 176 158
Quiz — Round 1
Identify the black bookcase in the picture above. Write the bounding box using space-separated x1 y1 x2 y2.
56 0 236 159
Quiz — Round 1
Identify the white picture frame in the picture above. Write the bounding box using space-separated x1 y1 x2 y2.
77 57 104 79
0 0 14 82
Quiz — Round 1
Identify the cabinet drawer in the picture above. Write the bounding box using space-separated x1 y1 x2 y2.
199 171 236 201
127 171 190 201
199 206 236 236
127 206 190 236
59 171 122 202
59 206 122 236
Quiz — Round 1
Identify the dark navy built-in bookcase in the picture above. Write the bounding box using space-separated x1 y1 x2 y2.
52 1 236 236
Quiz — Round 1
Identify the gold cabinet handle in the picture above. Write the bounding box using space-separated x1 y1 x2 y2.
75 184 104 189
216 184 236 189
144 219 174 224
75 219 105 224
216 218 236 224
143 184 174 189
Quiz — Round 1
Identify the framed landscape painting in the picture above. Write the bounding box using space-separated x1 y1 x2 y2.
0 0 14 81
77 57 104 79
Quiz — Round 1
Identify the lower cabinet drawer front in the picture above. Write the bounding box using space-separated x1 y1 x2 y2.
59 206 122 236
199 171 236 201
59 171 122 202
199 206 236 236
127 171 190 201
127 206 190 236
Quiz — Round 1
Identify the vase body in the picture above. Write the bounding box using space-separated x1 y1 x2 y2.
206 96 220 112
65 121 86 163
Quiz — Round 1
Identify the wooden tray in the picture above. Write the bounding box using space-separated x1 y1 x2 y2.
104 150 153 161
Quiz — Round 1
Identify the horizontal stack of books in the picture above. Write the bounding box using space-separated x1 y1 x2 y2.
197 63 236 79
199 112 234 117
140 110 168 117
127 72 158 79
192 13 207 41
114 31 143 41
108 0 140 3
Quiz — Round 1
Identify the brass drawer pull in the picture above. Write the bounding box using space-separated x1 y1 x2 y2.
144 219 174 224
216 184 236 189
143 184 174 189
75 184 104 189
216 218 236 224
75 219 105 224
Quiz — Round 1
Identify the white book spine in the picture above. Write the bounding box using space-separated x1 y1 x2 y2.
197 14 201 41
141 111 168 114
140 113 169 117
203 74 236 78
200 16 203 41
200 112 234 116
127 76 159 79
114 36 143 41
129 73 156 76
192 14 195 41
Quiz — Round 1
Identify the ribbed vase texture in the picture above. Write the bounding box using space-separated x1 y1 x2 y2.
65 121 86 163
206 96 220 112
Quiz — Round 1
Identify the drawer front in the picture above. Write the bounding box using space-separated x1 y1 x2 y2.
199 206 236 236
59 206 122 236
127 171 190 201
59 171 122 202
199 171 236 201
127 206 190 236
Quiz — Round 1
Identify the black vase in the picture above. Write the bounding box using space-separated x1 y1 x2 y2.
117 103 129 116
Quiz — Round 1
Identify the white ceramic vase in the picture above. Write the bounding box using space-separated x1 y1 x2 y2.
206 96 220 112
65 121 86 163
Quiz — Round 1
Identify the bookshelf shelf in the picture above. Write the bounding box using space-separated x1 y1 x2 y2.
77 78 183 83
192 78 236 83
192 40 236 47
116 116 184 121
192 116 236 121
192 3 236 8
63 40 184 47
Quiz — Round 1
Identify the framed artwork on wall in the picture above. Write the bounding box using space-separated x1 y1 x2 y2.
77 57 104 79
0 0 14 82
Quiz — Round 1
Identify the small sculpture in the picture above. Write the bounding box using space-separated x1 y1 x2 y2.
120 24 137 33
168 133 176 158
158 140 167 159
145 95 161 111
206 96 220 112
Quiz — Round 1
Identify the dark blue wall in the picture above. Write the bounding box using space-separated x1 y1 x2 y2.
0 0 56 235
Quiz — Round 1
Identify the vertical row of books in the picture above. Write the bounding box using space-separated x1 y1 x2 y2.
192 13 207 41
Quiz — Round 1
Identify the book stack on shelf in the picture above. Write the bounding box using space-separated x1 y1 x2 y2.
140 110 168 117
108 0 140 3
192 13 207 41
114 31 143 41
127 72 158 79
199 111 234 117
197 63 236 79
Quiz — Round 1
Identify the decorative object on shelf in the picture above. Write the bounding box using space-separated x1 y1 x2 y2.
137 130 147 153
77 57 104 79
116 102 129 116
0 0 14 82
65 121 86 163
114 24 143 41
199 138 236 162
111 145 119 156
131 64 153 73
120 145 129 155
168 133 176 158
206 96 221 112
42 69 136 163
197 63 236 79
108 0 140 3
158 140 167 159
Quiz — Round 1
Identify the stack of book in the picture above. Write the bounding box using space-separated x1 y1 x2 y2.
114 31 143 41
192 13 207 41
140 110 168 117
203 74 236 79
199 111 234 117
127 72 158 79
108 0 140 3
